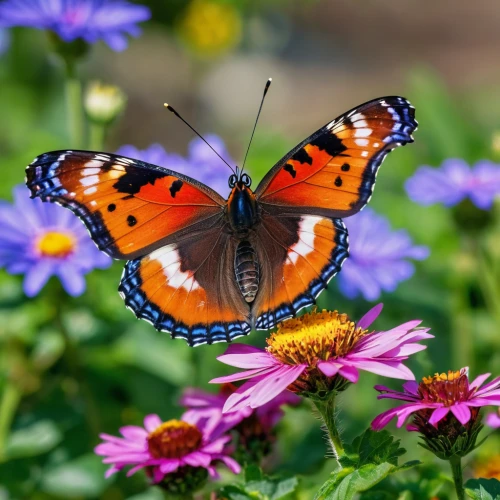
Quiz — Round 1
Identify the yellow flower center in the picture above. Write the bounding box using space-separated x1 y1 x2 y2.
147 420 202 459
36 231 76 258
266 310 367 366
418 369 470 406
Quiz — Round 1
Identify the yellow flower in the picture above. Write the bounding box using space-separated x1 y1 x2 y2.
84 81 126 125
179 0 242 56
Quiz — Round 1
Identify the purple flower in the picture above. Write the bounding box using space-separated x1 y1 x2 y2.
0 0 151 51
405 159 500 210
180 385 300 438
486 410 500 429
116 136 233 197
0 185 111 297
339 209 429 301
95 413 240 483
210 304 432 414
372 368 500 430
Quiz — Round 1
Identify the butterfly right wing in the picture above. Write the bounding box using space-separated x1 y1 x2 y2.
119 225 251 346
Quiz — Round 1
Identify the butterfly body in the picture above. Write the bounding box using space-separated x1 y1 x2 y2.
26 96 417 346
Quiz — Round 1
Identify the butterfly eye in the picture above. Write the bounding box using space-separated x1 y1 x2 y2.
241 173 251 186
228 174 237 188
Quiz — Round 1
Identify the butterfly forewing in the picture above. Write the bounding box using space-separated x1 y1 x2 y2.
26 150 225 259
255 96 417 218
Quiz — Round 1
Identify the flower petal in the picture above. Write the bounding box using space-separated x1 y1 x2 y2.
429 406 449 427
143 414 162 432
357 303 383 330
210 365 278 384
216 349 275 369
451 404 471 425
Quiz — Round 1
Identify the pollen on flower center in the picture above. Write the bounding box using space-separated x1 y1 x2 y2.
36 231 76 258
266 310 367 366
147 420 202 459
418 368 470 406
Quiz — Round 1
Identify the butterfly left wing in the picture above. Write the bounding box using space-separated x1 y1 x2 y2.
26 150 225 259
249 213 349 329
255 96 417 217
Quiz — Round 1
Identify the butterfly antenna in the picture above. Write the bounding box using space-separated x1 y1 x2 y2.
240 78 272 178
164 103 237 175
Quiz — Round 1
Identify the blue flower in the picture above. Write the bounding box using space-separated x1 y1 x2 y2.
0 0 151 51
116 136 234 197
0 185 111 297
405 159 500 210
338 209 429 301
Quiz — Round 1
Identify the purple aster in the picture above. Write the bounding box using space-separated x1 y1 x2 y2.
210 304 432 414
0 184 111 297
405 159 500 210
338 208 429 301
0 0 151 52
116 136 233 197
95 413 240 483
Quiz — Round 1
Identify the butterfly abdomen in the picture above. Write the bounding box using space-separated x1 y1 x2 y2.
234 241 260 303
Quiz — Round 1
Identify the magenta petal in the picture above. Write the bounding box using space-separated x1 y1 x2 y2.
216 350 275 369
357 303 383 330
348 359 414 380
183 451 212 468
451 404 471 425
217 454 241 474
126 464 147 477
159 460 180 474
486 412 500 428
119 425 148 441
469 373 491 390
105 466 120 478
429 406 449 427
219 343 265 356
338 364 359 383
402 381 419 395
317 361 341 377
210 366 278 384
371 407 401 430
144 414 162 432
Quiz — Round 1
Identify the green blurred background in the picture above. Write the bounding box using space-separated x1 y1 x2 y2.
2 0 500 498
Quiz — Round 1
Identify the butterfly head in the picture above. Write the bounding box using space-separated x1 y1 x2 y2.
227 172 258 233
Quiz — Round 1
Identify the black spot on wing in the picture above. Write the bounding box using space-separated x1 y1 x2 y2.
310 132 347 157
169 180 183 198
283 163 297 178
334 176 342 187
113 167 167 196
107 203 116 212
127 215 137 227
341 163 350 172
291 148 313 165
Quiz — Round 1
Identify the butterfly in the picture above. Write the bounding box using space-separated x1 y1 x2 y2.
26 96 417 346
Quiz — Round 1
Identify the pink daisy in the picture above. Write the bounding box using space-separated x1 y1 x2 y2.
372 368 500 431
95 413 240 484
210 304 432 414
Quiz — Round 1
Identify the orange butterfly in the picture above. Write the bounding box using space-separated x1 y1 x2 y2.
26 95 416 346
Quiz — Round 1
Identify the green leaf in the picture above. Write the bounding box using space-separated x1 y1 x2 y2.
220 466 299 500
315 429 420 500
6 420 62 459
40 453 110 498
465 478 500 499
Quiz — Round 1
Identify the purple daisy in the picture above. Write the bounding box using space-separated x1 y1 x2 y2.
95 413 241 483
339 209 429 301
0 184 111 297
0 0 151 51
405 159 500 210
180 384 300 438
116 136 233 197
371 368 500 430
210 304 432 414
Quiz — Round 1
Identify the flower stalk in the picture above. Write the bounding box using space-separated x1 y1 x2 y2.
0 381 21 462
449 455 465 500
312 393 344 465
64 66 85 149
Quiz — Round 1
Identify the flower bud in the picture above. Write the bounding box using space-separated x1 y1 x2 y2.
84 81 126 125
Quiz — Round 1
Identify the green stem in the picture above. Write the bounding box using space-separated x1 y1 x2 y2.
89 122 106 150
64 63 84 148
0 381 22 462
312 393 344 466
449 456 465 500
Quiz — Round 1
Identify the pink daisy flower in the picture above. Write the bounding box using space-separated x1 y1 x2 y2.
95 413 240 484
181 384 300 439
371 368 500 431
486 410 500 429
210 304 432 414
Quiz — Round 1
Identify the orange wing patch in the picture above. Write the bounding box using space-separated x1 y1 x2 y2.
256 96 417 218
26 151 225 259
252 215 348 329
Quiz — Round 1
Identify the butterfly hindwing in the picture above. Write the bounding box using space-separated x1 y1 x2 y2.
26 150 225 259
255 96 417 217
251 214 349 329
119 226 251 346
